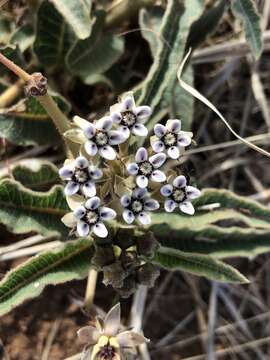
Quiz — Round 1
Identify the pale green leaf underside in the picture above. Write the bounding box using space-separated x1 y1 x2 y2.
50 0 92 40
0 179 68 237
231 0 263 59
155 247 249 283
0 239 93 316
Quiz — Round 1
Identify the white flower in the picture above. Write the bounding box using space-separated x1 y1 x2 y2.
121 188 159 225
75 116 127 160
77 303 148 360
152 119 192 159
110 94 151 138
160 175 200 215
59 156 103 197
127 147 166 188
62 196 116 238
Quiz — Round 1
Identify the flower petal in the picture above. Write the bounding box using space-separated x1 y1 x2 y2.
173 175 187 188
177 132 191 147
152 140 165 153
164 199 177 212
59 166 74 179
85 196 101 210
167 146 180 159
166 119 181 133
111 111 122 124
99 145 116 160
154 124 166 138
144 199 159 211
61 212 76 227
74 206 86 219
93 222 108 238
89 166 103 179
83 123 96 139
180 201 195 215
104 303 121 336
137 211 151 225
77 221 89 237
149 153 166 168
75 156 88 169
135 147 148 163
120 195 131 207
117 331 149 347
186 186 201 199
95 116 113 131
100 207 116 221
127 162 139 175
150 170 166 183
136 175 148 188
133 187 148 199
134 105 152 121
120 95 135 112
73 115 91 130
160 184 173 197
77 325 99 345
64 181 79 196
132 123 148 137
82 181 96 198
85 140 98 156
123 209 135 224
108 130 127 145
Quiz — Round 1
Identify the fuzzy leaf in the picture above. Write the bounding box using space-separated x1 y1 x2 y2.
34 1 73 67
10 24 35 52
66 11 124 82
0 179 68 237
231 0 263 59
50 0 92 40
0 94 70 146
0 238 93 316
154 247 249 283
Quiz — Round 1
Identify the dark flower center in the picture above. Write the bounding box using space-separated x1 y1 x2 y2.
139 161 153 177
131 200 144 214
95 131 109 147
84 210 99 225
121 111 137 127
171 188 186 203
99 345 116 360
73 169 89 184
163 132 177 147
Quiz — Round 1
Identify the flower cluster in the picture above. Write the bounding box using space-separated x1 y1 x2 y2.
59 92 201 296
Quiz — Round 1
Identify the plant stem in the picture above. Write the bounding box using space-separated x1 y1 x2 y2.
84 269 98 310
0 79 24 108
0 51 77 158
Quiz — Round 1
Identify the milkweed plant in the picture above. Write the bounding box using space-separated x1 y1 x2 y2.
60 92 201 297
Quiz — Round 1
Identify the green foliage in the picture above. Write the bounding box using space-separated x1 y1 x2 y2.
0 45 24 75
0 238 93 316
154 247 249 283
231 0 263 59
10 24 35 52
50 0 92 40
0 94 70 146
0 179 68 237
66 12 124 83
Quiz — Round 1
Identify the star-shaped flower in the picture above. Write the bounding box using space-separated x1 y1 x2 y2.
152 119 192 159
127 147 166 188
77 303 148 360
110 94 151 138
121 188 159 225
62 196 116 238
160 175 200 215
59 156 102 197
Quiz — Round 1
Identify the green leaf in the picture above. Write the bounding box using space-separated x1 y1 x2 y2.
8 160 59 190
231 0 263 59
0 179 68 237
34 0 73 67
10 24 35 52
154 247 249 283
0 17 12 44
66 12 124 81
50 0 92 40
0 238 93 316
0 93 70 146
155 225 270 259
0 45 24 76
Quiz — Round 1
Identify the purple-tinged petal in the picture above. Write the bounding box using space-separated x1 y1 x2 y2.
99 145 116 160
123 209 135 224
167 146 180 159
85 141 98 156
82 181 96 198
149 153 166 168
96 116 113 131
132 123 148 137
152 140 165 153
64 181 79 196
154 124 166 138
137 211 151 225
135 147 148 163
164 199 177 212
180 201 195 215
173 175 187 189
150 170 166 183
160 184 173 197
127 162 139 175
186 186 201 199
136 175 148 188
120 195 131 207
177 133 191 147
93 222 108 238
77 221 90 237
85 196 100 210
166 119 181 133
